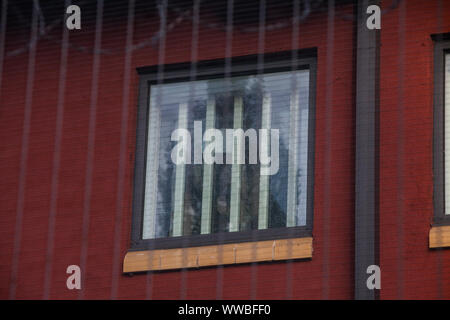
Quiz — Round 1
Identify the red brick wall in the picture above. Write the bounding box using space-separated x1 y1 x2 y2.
0 2 356 299
379 0 450 299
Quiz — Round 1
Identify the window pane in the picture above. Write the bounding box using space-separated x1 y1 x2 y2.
267 71 310 228
239 82 263 231
142 70 311 239
268 90 290 228
183 100 207 236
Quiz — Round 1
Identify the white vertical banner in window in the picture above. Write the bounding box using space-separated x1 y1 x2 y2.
287 89 300 227
258 94 272 229
445 53 450 215
229 96 244 232
172 102 189 236
142 95 161 239
296 71 310 226
201 98 216 234
297 107 309 225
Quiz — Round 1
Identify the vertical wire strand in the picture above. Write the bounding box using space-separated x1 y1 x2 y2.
78 0 104 300
110 0 135 300
215 0 234 300
179 0 201 300
395 0 405 299
286 0 301 300
322 0 335 299
0 0 8 101
436 0 444 300
250 0 267 301
9 0 39 300
146 0 168 300
42 0 71 300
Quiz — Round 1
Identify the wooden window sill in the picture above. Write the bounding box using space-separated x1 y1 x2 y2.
429 225 450 248
123 237 313 273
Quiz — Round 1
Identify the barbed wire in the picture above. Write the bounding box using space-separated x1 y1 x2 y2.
5 0 193 57
169 0 324 34
4 0 401 58
6 0 66 57
132 0 195 51
337 0 401 21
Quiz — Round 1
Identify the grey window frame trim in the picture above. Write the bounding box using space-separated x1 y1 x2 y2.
130 49 317 251
433 35 450 225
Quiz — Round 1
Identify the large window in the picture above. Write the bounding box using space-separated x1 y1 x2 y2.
433 38 450 224
131 51 316 249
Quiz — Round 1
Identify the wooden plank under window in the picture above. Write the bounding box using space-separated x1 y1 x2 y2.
123 237 313 273
429 225 450 248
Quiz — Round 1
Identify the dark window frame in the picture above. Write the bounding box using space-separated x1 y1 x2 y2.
433 35 450 225
130 49 317 251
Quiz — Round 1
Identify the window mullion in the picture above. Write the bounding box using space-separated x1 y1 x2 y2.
172 102 189 237
287 89 300 227
229 96 243 232
142 97 161 239
201 98 216 234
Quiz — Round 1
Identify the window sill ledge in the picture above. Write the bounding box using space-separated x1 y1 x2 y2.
429 225 450 248
123 237 313 273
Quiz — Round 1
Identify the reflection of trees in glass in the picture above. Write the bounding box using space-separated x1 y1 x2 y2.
268 93 290 228
268 138 289 228
295 166 305 227
239 78 262 231
211 94 233 233
155 103 178 238
149 72 310 239
270 103 308 228
155 83 307 237
183 100 206 236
